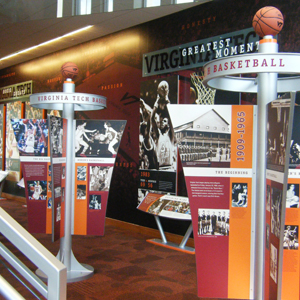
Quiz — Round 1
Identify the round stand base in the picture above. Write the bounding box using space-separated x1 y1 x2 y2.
36 263 94 283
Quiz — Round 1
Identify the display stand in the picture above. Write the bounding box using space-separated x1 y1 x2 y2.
147 216 194 254
203 36 300 299
30 78 106 282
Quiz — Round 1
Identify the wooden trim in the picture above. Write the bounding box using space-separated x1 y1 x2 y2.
1 193 26 203
1 197 195 248
106 217 194 248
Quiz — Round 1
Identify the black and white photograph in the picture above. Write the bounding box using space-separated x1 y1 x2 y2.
232 183 248 207
89 165 113 191
77 166 87 181
271 187 283 238
11 119 48 156
75 120 125 158
56 203 61 222
289 106 300 168
25 101 43 119
197 209 230 236
286 183 299 208
283 225 298 250
89 194 101 210
266 184 271 212
266 99 290 172
138 189 148 204
147 198 170 215
139 77 178 171
168 105 231 168
77 184 86 200
270 244 278 284
27 180 47 200
61 166 65 179
266 224 270 250
54 186 61 198
49 116 63 156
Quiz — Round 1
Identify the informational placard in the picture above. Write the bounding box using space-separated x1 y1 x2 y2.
73 119 126 235
138 76 178 202
137 193 190 220
168 104 255 299
282 105 300 300
264 97 294 300
48 115 66 242
11 118 50 234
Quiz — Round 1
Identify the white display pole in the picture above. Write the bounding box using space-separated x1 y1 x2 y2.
59 79 94 281
255 37 278 300
30 78 106 282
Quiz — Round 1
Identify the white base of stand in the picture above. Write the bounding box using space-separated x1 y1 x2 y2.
36 252 94 283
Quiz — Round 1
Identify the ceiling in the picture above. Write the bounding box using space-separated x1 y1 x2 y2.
0 1 210 71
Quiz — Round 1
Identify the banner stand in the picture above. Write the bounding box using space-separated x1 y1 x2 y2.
203 35 300 299
147 216 195 254
30 78 106 283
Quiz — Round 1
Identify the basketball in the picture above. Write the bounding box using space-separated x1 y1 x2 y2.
252 6 284 38
61 62 79 79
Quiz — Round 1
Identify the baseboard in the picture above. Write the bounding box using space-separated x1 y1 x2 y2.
2 195 195 249
106 217 194 248
1 193 26 203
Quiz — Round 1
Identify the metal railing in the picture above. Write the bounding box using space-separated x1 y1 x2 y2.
0 207 67 299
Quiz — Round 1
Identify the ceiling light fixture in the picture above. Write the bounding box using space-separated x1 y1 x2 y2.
0 25 93 61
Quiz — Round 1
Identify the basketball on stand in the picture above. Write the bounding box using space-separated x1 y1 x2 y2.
61 62 79 79
252 6 284 38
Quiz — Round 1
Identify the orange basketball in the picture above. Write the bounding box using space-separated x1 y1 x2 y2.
252 6 284 38
61 62 79 79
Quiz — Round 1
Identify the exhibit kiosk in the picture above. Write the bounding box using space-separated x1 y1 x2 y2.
29 77 107 282
201 26 300 300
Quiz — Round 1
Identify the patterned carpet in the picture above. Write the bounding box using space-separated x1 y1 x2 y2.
0 199 203 300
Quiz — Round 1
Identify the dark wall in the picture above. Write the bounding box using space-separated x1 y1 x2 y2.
1 0 299 235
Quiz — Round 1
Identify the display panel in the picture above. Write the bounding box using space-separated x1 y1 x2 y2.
168 104 255 299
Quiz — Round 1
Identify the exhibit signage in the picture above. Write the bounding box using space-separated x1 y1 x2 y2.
264 97 294 300
73 119 126 236
282 105 300 300
49 115 67 242
138 76 179 200
168 104 255 299
11 118 51 234
138 193 191 220
143 28 259 77
30 92 107 111
0 81 33 101
203 53 300 92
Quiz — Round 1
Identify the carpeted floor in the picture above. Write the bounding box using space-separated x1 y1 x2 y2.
0 198 203 300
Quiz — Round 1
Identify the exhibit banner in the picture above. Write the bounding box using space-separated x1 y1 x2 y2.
73 119 126 236
282 105 300 300
142 28 259 77
264 98 294 300
0 104 3 170
138 76 178 202
11 118 50 234
48 115 66 242
168 104 255 299
137 193 190 220
6 102 21 181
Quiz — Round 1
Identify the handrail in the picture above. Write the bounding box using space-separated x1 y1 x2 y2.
0 207 67 299
0 275 25 300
